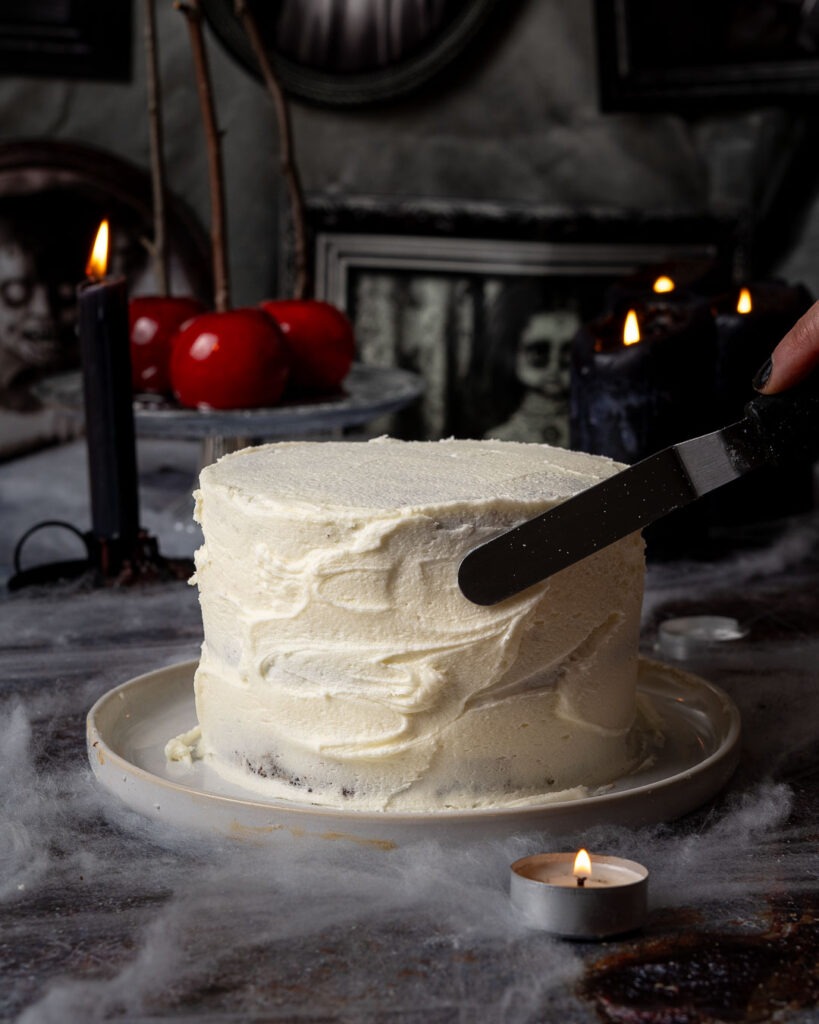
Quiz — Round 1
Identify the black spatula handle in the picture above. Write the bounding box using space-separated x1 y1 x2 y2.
744 368 819 466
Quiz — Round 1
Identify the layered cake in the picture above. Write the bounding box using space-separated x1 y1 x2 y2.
168 437 651 811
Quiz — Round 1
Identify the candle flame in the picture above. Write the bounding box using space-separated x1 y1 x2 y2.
86 220 109 279
653 275 675 294
737 287 752 314
623 309 641 346
573 848 592 879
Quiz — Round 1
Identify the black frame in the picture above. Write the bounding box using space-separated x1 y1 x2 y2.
0 1 132 83
595 0 819 112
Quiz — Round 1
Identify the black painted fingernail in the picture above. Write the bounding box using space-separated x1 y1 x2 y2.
753 356 772 390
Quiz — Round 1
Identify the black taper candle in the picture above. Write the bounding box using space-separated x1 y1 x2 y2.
707 279 815 530
77 241 140 574
570 298 718 559
570 298 718 464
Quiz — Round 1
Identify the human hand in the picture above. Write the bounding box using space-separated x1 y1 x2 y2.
754 299 819 394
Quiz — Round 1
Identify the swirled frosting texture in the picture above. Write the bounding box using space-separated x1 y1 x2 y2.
187 438 647 811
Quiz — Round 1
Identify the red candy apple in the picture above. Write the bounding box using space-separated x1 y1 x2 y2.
170 308 290 410
130 295 206 394
260 299 355 393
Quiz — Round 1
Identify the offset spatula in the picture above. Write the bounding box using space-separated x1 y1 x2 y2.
459 373 819 605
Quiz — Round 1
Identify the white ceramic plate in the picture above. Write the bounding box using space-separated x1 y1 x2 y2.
87 658 741 847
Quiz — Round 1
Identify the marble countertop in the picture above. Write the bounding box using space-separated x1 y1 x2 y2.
1 439 817 1023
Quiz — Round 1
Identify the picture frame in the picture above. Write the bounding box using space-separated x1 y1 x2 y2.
307 200 734 442
595 0 819 112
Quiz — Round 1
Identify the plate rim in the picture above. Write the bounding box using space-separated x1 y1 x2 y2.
86 656 741 828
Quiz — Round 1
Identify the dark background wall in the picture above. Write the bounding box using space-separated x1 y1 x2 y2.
3 0 819 458
1 0 814 304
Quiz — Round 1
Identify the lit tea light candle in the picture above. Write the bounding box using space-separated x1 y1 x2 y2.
652 275 675 294
510 849 649 940
77 220 141 575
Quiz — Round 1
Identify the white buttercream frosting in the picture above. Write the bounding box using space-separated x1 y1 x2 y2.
179 437 648 811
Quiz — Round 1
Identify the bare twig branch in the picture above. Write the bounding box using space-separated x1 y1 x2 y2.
235 0 310 299
176 0 231 312
143 0 169 295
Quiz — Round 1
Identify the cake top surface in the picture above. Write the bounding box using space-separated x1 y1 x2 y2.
201 437 622 513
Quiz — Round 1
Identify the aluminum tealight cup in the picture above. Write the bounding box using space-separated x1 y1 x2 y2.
510 852 649 940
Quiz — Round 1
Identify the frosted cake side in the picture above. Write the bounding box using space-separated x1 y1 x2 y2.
170 437 649 811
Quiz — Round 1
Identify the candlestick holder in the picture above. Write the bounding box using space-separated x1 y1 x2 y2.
7 519 192 592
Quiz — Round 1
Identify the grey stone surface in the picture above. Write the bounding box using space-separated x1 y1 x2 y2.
1 439 818 1022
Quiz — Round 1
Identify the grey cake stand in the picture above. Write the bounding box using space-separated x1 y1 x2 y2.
38 364 424 460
